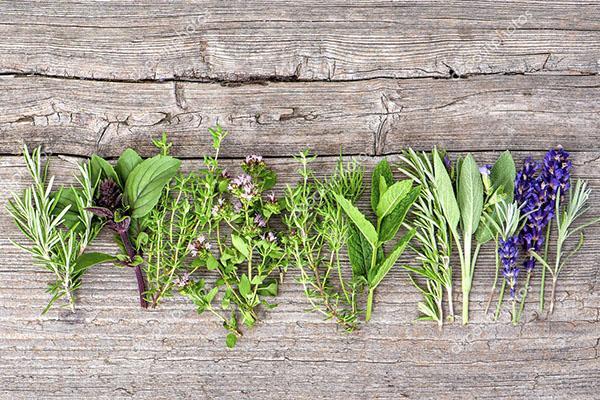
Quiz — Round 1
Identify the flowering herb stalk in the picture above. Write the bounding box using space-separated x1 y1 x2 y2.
530 179 600 314
175 125 286 347
282 151 364 330
8 146 108 312
397 149 454 326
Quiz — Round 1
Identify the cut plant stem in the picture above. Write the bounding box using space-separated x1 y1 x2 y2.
539 220 552 312
494 280 506 321
485 245 501 314
366 288 375 322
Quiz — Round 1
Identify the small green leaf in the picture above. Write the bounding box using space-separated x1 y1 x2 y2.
257 280 278 297
76 252 116 270
231 234 250 259
490 150 516 202
52 187 83 231
206 254 219 271
91 155 120 186
371 159 394 213
378 176 388 199
369 228 415 289
376 179 412 219
334 194 378 247
458 154 484 235
239 274 252 298
226 333 238 348
379 186 421 243
124 155 181 218
116 148 143 185
433 148 460 235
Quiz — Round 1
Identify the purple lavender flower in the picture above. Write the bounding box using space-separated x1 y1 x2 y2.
443 154 452 171
479 164 492 176
540 145 572 213
499 236 520 298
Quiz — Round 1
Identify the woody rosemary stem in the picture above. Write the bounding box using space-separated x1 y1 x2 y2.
119 230 148 309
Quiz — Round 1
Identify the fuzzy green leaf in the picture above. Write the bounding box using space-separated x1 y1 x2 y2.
457 154 484 234
490 150 516 202
379 186 421 243
376 179 412 219
116 148 143 185
334 193 378 247
371 159 394 213
433 149 460 235
124 155 181 218
369 228 416 289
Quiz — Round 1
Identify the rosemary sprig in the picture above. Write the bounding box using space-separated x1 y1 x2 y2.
398 149 454 326
8 146 104 312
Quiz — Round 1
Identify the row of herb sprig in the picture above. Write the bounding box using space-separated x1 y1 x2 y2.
9 125 598 347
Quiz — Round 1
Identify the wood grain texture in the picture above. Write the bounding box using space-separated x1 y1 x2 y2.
1 155 599 399
0 74 599 158
1 1 599 81
1 1 599 399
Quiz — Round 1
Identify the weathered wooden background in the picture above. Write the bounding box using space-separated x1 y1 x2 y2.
1 1 599 399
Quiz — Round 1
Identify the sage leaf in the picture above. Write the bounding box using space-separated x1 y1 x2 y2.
371 159 394 213
376 179 412 219
124 155 181 218
458 154 484 234
116 148 143 185
368 228 416 289
433 148 460 235
334 193 378 247
490 150 516 202
379 186 421 243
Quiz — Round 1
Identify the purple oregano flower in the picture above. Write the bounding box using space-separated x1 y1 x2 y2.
514 147 571 273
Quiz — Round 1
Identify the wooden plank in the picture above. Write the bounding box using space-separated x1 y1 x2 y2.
1 74 599 158
1 1 599 81
1 154 598 399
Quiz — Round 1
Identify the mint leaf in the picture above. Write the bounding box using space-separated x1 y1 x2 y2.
334 193 378 247
376 179 412 219
379 186 421 243
368 228 415 289
124 155 181 218
347 223 372 280
371 159 393 213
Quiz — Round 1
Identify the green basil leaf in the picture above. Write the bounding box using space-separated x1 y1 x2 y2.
76 252 116 270
334 193 378 247
376 179 412 219
91 155 120 186
371 159 394 213
52 187 83 231
433 148 460 236
116 148 143 185
368 228 416 289
124 155 181 218
490 150 516 202
379 186 421 243
458 154 484 234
